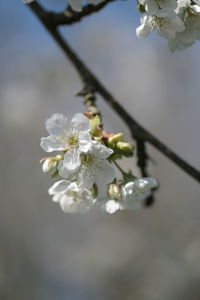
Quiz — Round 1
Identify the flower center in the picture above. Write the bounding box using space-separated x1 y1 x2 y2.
152 16 170 30
68 135 78 147
81 153 93 165
61 134 78 147
69 190 79 201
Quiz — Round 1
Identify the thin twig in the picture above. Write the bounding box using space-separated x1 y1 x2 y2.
29 0 116 27
27 1 200 183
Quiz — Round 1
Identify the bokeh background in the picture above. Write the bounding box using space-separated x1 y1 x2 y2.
0 0 200 299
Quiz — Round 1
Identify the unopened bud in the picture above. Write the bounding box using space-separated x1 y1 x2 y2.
108 183 121 200
41 155 62 177
116 141 134 155
42 159 58 177
107 133 124 146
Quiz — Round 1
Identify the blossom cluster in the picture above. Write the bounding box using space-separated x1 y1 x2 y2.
22 0 200 50
40 112 158 214
137 0 200 50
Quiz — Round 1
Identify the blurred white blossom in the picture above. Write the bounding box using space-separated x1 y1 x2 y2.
48 180 96 213
144 0 177 17
59 140 115 190
136 14 185 39
102 178 158 214
169 2 200 50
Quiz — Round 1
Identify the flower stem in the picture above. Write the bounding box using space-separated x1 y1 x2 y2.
113 160 126 175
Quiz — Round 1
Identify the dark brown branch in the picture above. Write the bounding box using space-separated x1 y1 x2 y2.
28 0 116 27
27 1 200 183
136 140 149 177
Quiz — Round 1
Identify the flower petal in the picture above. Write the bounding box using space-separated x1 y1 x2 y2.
104 200 122 214
48 180 70 195
63 147 81 172
67 0 82 11
77 167 95 189
95 160 115 188
40 136 66 152
78 131 92 153
136 15 153 39
142 177 158 189
71 113 90 132
45 113 68 136
92 141 113 159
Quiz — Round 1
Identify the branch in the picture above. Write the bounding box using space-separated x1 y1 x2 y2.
29 0 116 27
27 1 200 183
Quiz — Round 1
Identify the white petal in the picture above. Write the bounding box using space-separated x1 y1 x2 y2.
58 160 69 178
136 15 153 39
142 177 158 189
194 0 200 6
63 148 81 172
48 180 70 195
92 141 113 159
71 113 90 132
104 200 122 214
95 160 115 187
193 4 200 12
40 136 66 152
158 27 176 39
59 182 95 213
88 0 102 5
52 193 62 203
168 16 185 32
78 131 92 153
77 167 95 189
121 182 144 210
68 0 82 11
45 113 68 136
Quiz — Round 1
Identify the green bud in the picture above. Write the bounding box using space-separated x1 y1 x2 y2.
90 115 101 137
107 133 124 146
116 141 134 154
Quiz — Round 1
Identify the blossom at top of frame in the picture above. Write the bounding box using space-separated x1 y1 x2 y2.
141 0 177 17
169 1 200 50
136 14 185 40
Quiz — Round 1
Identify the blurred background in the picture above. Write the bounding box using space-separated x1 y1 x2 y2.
0 0 200 299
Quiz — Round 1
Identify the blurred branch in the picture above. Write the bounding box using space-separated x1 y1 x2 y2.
27 1 200 184
28 0 116 27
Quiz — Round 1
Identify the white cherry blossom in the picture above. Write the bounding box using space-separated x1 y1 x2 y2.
121 177 158 210
59 140 115 190
103 199 123 214
145 0 177 17
136 14 185 40
102 177 158 214
41 113 92 171
48 180 96 213
169 3 200 50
